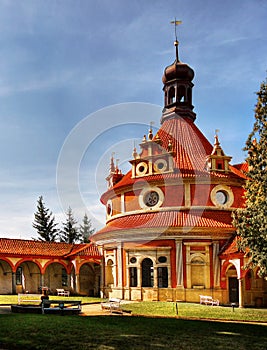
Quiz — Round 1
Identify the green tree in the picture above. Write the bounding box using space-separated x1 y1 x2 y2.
32 196 59 241
60 207 81 244
233 78 267 277
80 213 95 243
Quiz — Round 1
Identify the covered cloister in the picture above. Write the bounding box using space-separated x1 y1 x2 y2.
0 238 102 296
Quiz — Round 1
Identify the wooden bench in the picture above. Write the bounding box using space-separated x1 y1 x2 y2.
199 295 219 306
42 299 81 315
18 293 42 305
56 289 70 297
101 298 122 313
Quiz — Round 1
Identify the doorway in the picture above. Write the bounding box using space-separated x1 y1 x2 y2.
229 277 239 303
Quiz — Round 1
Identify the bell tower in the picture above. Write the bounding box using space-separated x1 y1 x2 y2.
161 20 196 123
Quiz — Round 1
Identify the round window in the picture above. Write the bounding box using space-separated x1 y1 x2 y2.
130 257 137 264
158 256 167 263
136 162 148 176
154 159 168 173
215 190 228 205
144 191 159 207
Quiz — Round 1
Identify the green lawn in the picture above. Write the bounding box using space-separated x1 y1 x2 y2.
0 313 266 350
0 296 267 349
0 294 103 305
122 301 267 322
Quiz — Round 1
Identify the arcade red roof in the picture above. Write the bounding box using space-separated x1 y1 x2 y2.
0 238 101 258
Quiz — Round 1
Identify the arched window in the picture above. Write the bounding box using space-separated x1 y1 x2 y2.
142 258 153 287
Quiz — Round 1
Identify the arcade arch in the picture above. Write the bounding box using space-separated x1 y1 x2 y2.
0 260 12 294
44 262 70 293
79 262 100 297
15 261 41 294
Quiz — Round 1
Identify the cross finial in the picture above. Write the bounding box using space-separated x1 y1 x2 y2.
170 18 182 41
170 18 182 61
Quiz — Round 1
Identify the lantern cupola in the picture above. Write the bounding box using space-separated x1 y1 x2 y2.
161 27 196 123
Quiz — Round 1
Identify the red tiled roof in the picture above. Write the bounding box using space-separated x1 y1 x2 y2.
219 236 240 256
158 117 212 172
0 238 101 258
65 243 101 257
94 209 233 236
101 115 246 203
231 162 248 178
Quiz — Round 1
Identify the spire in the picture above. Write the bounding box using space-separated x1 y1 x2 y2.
106 154 123 189
109 153 115 174
211 130 225 156
170 18 182 62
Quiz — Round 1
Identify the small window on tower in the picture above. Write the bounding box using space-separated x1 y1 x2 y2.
168 87 175 104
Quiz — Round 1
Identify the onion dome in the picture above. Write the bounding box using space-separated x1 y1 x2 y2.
162 50 194 84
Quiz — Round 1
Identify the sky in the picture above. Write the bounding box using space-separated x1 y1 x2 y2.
0 0 266 240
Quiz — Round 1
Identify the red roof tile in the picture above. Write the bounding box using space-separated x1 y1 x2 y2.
0 238 101 258
219 236 241 256
94 209 233 236
101 115 246 203
158 117 212 172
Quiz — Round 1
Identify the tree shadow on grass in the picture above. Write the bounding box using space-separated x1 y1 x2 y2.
0 314 266 349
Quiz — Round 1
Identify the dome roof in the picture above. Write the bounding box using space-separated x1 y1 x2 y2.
162 59 194 84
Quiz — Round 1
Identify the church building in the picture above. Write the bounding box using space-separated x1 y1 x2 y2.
91 37 267 307
0 34 266 307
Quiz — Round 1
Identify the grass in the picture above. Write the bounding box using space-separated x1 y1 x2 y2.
122 301 267 323
0 313 266 349
0 297 267 349
0 294 103 305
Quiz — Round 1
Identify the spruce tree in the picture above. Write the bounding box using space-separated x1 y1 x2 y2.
32 196 59 241
60 207 82 244
233 78 267 277
80 213 95 243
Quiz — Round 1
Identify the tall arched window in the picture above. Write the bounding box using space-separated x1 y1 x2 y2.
141 258 153 287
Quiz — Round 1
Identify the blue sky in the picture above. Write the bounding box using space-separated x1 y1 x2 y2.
0 0 266 239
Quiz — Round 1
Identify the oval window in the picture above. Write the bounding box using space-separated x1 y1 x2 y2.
158 256 167 263
130 257 137 264
215 190 228 205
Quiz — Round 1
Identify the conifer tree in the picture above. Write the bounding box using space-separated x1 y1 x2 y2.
32 196 59 241
60 207 82 244
233 78 267 277
80 213 95 243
